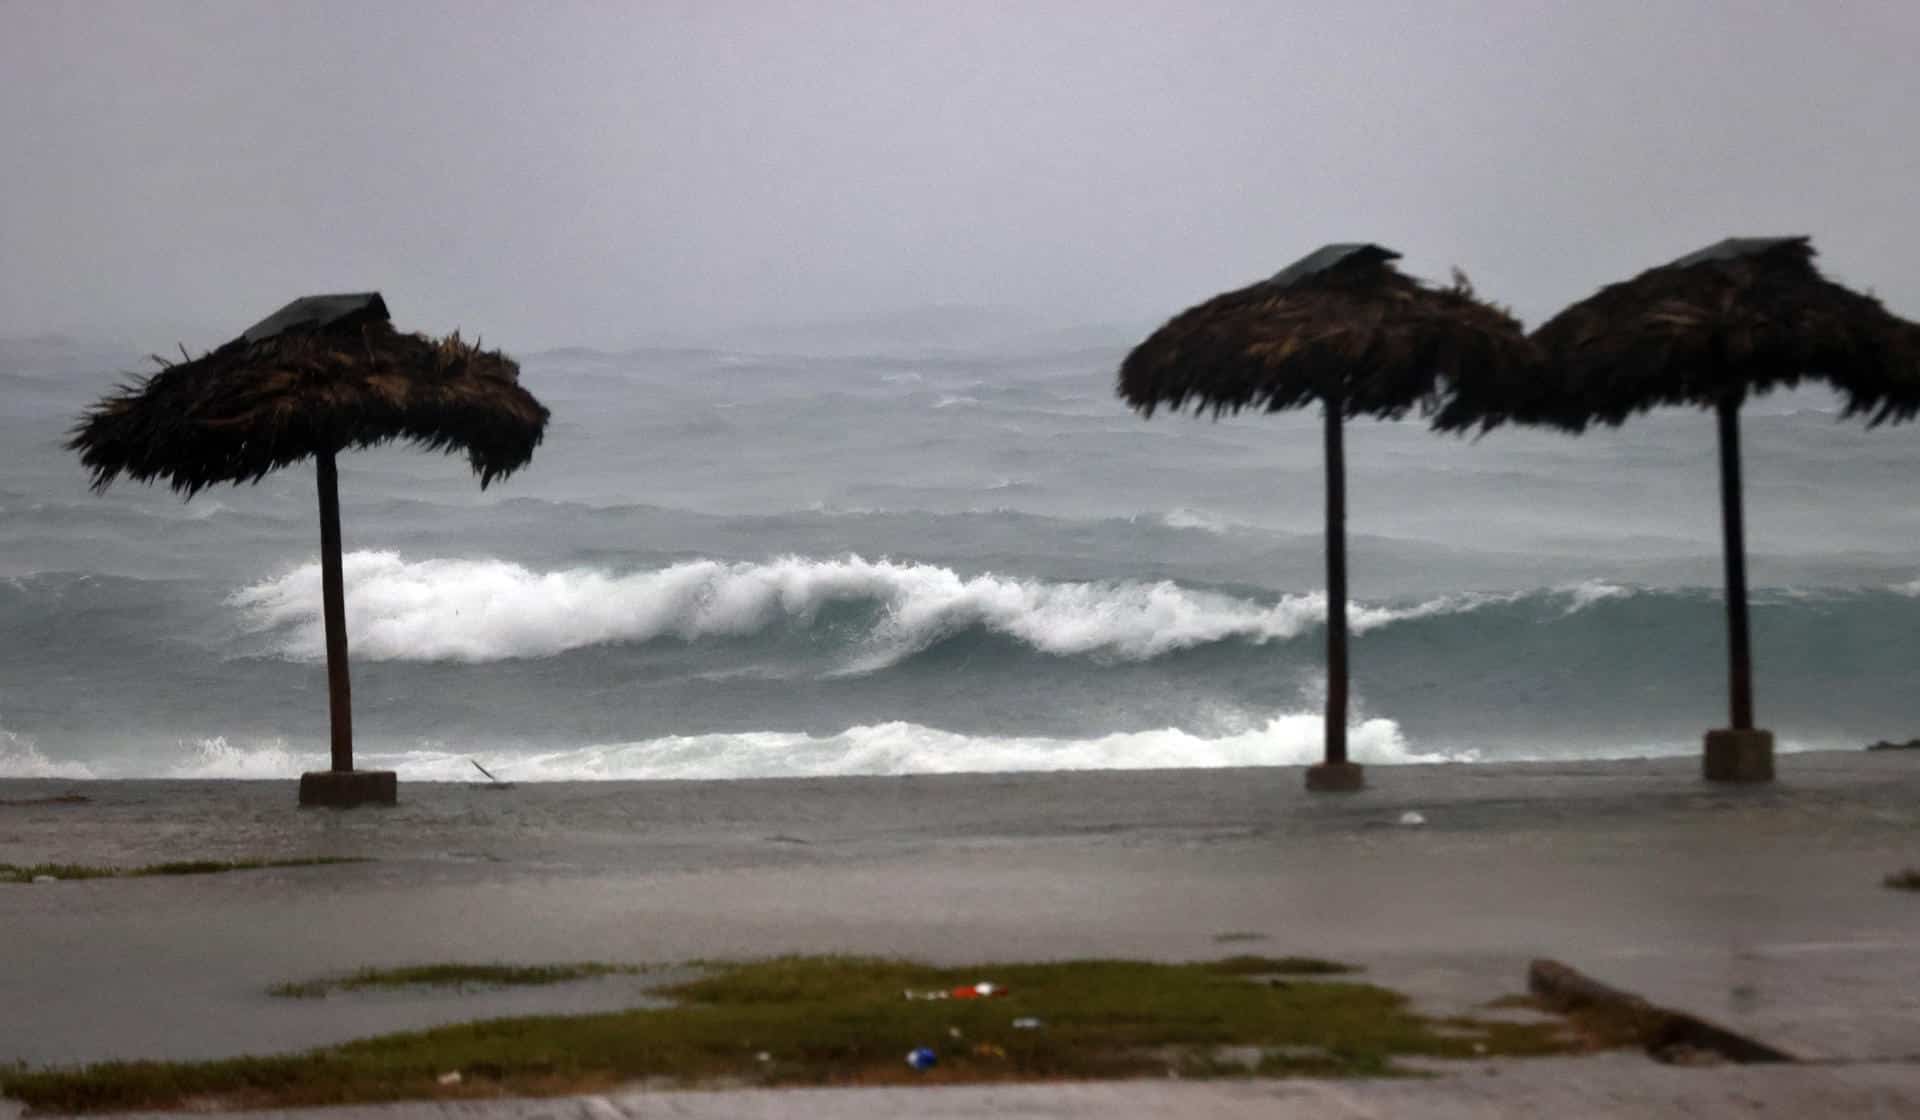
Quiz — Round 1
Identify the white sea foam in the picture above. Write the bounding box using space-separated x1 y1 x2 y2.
8 723 1852 782
1894 578 1920 598
1161 507 1236 534
170 737 311 780
231 552 1507 666
477 714 1455 781
68 713 1455 781
1351 591 1514 630
0 720 96 779
1561 579 1635 613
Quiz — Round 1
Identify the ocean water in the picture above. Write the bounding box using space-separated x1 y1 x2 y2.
2 318 1916 780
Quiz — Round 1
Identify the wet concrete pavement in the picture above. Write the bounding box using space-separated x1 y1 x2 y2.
9 1058 1920 1119
4 752 1919 1110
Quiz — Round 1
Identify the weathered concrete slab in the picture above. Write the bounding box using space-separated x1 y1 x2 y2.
80 1059 1920 1120
1703 728 1775 783
1304 761 1365 792
298 770 398 808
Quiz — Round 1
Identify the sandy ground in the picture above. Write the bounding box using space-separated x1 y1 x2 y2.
4 752 1920 1111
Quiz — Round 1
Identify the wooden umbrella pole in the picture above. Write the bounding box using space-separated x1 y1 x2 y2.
1324 395 1350 765
315 448 355 771
1716 398 1755 731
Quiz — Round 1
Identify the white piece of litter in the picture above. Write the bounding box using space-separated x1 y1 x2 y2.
436 1072 462 1086
1399 811 1426 826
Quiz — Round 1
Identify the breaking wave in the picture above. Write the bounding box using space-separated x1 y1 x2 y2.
0 720 95 779
1161 507 1240 534
0 713 1454 781
1562 579 1634 613
230 551 1519 666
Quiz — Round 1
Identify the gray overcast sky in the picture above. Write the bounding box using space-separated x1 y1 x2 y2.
3 0 1916 349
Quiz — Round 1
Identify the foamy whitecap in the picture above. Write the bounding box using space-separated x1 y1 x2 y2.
8 721 1847 782
1894 579 1920 598
1161 508 1235 534
0 721 96 779
170 737 310 780
231 552 1506 667
1350 590 1516 631
1561 579 1635 613
114 712 1455 781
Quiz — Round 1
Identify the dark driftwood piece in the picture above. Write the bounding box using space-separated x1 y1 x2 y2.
1528 958 1793 1064
70 294 547 793
1515 239 1920 759
1119 245 1534 788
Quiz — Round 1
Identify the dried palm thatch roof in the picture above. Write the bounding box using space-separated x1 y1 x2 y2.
71 294 549 495
1526 237 1920 431
1118 244 1535 424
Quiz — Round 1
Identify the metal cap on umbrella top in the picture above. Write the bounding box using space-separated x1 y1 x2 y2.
1120 245 1537 791
69 293 550 805
240 292 392 344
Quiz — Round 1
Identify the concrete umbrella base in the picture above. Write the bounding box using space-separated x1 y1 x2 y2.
298 770 398 808
1304 761 1366 793
1703 729 1775 783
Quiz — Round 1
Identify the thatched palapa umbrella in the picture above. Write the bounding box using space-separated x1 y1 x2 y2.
1516 237 1920 782
1120 245 1533 792
70 294 549 806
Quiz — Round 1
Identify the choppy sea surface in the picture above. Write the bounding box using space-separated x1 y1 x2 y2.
3 315 1916 780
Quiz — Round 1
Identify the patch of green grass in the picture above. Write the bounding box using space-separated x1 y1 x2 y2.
0 857 367 884
1203 955 1359 976
0 955 1639 1113
271 964 646 999
1884 868 1920 890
